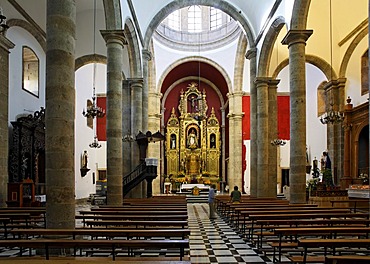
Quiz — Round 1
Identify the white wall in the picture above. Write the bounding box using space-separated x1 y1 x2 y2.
75 63 107 199
7 27 45 122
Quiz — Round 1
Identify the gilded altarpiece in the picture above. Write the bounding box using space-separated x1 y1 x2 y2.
165 82 221 185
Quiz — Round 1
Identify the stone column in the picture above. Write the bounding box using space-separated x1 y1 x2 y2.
142 49 151 133
340 97 353 189
233 91 244 192
245 48 257 197
323 79 345 185
122 80 132 177
255 77 270 198
130 78 143 198
221 108 226 182
227 93 235 190
45 0 76 228
148 92 162 195
0 35 14 207
268 79 280 198
101 30 126 205
282 30 312 203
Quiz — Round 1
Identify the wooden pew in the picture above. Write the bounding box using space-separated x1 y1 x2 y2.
330 199 370 212
295 238 370 263
247 212 368 247
10 228 190 240
84 220 188 229
76 214 188 227
0 258 191 264
271 227 370 262
79 210 186 216
325 255 370 264
0 239 189 260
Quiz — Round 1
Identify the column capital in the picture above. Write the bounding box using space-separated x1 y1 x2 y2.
128 78 144 86
281 29 313 47
100 30 127 46
142 49 152 61
245 47 257 60
268 79 280 88
254 77 271 86
0 34 15 51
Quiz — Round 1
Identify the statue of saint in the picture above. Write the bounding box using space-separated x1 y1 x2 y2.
187 129 198 148
81 150 88 169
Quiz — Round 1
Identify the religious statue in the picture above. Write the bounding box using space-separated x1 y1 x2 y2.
187 129 198 149
170 134 176 149
81 150 88 169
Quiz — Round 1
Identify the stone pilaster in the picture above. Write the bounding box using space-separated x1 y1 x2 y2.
148 92 162 195
101 30 126 205
268 79 280 198
255 77 270 198
0 35 14 207
129 78 143 198
227 92 244 192
227 93 235 190
282 29 312 203
341 98 353 189
45 0 76 228
234 91 244 192
245 48 257 197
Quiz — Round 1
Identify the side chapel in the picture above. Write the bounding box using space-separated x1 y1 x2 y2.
165 82 221 186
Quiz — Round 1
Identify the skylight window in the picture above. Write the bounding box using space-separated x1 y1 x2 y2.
167 10 180 31
188 5 202 32
210 7 222 30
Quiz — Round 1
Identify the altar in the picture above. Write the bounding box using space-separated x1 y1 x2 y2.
180 183 209 193
164 82 221 188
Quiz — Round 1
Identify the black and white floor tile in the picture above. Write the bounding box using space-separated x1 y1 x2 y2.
188 203 273 264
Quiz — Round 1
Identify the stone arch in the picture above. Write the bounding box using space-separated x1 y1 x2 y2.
102 0 122 30
290 0 311 30
258 16 286 77
233 33 248 92
272 54 337 81
161 76 225 111
157 56 232 95
124 18 142 78
339 26 368 78
142 0 255 50
75 54 107 71
7 19 46 52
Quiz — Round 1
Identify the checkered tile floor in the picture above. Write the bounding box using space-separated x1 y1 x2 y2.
189 203 273 264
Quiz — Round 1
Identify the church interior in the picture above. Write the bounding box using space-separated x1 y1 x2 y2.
0 0 370 263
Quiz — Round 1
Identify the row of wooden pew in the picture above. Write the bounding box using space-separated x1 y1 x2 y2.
0 196 191 263
215 195 370 264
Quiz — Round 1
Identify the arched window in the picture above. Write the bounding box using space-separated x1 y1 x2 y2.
188 5 202 32
168 10 180 31
210 7 222 30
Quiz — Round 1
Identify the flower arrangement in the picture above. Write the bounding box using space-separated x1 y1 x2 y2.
359 173 369 184
306 178 318 191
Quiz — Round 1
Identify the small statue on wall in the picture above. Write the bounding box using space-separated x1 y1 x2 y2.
80 150 90 177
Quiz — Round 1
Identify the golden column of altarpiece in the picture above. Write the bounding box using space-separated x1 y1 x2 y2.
165 82 221 186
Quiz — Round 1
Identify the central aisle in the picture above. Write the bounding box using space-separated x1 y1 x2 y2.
188 203 272 264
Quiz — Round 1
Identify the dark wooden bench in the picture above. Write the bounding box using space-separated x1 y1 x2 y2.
271 227 370 262
295 238 370 263
10 228 190 240
0 239 189 260
79 210 186 216
330 199 370 212
76 214 188 227
84 220 188 229
248 212 369 248
325 255 370 264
